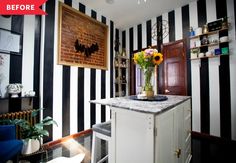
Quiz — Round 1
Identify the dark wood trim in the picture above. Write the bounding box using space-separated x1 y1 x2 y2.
42 129 92 149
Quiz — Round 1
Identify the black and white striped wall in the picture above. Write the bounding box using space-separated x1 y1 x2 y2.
122 0 236 140
42 0 116 142
0 0 116 142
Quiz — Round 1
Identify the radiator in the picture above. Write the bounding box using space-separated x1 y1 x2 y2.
0 109 37 139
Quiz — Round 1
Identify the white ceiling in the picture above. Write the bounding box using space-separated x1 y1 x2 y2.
79 0 196 30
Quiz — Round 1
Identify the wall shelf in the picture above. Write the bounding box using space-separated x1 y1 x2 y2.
190 54 229 60
189 28 228 39
190 26 229 59
114 54 129 97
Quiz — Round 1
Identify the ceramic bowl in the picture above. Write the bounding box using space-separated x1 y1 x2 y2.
198 53 204 58
220 36 229 42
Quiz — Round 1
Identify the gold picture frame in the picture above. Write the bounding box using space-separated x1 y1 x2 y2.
58 2 108 70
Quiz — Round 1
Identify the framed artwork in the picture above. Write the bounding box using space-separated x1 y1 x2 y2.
0 28 21 55
58 2 108 70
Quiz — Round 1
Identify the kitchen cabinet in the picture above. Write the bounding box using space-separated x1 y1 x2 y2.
91 95 191 163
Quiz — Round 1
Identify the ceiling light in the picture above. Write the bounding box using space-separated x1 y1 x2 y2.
138 0 147 5
106 0 114 4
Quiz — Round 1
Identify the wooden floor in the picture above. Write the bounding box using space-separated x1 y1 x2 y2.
27 132 236 163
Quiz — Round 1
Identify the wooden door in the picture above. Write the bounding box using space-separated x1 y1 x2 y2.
161 39 187 95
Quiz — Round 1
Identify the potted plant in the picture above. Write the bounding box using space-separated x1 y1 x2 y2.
0 108 57 154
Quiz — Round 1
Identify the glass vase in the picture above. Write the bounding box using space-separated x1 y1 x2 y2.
142 67 154 97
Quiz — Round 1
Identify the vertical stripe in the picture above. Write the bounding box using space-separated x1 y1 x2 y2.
84 68 90 129
228 0 236 141
110 21 114 98
64 0 72 6
91 10 96 19
156 16 163 52
168 11 175 42
62 0 72 138
182 5 191 96
129 28 135 95
90 67 96 127
79 3 85 13
146 20 152 46
137 24 142 93
216 0 231 139
22 16 35 95
235 0 236 36
200 58 210 134
95 13 102 124
33 15 41 109
122 31 126 49
105 19 111 121
10 16 23 83
151 17 157 46
156 16 162 94
162 13 169 43
62 66 70 136
137 24 142 50
175 7 183 40
53 0 63 140
206 0 221 137
142 22 146 48
90 9 97 127
133 25 137 51
43 0 55 142
197 0 207 27
77 67 84 132
197 0 209 134
69 0 79 135
77 2 85 132
9 16 23 113
101 16 106 122
190 1 201 132
84 6 91 130
70 67 78 134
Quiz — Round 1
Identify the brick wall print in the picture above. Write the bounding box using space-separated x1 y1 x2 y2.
58 2 108 70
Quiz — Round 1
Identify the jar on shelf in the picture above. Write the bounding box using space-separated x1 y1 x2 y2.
201 35 208 45
202 24 208 34
189 27 195 36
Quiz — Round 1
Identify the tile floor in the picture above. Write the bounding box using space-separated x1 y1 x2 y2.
18 132 236 163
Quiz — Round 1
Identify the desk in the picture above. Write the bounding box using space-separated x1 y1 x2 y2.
90 95 191 163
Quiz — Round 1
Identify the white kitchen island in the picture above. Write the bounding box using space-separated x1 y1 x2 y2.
90 95 191 163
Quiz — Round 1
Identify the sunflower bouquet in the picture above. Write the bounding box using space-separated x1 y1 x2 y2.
133 48 163 95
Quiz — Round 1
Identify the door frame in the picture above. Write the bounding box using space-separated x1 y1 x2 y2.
160 39 188 95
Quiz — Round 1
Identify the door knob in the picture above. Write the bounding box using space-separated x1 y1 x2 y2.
175 149 181 158
174 148 181 158
165 89 170 93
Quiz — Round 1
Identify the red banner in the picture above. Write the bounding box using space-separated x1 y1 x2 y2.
0 0 47 15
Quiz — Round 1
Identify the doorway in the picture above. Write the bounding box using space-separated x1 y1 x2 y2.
160 39 187 95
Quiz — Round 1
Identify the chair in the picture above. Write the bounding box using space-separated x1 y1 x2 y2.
91 121 111 163
0 125 23 163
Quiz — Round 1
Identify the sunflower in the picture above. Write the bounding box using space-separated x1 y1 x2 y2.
133 53 139 64
153 53 163 65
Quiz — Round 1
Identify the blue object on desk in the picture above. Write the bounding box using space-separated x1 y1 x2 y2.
0 125 23 163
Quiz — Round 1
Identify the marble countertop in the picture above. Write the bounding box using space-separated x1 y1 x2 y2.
90 95 191 114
